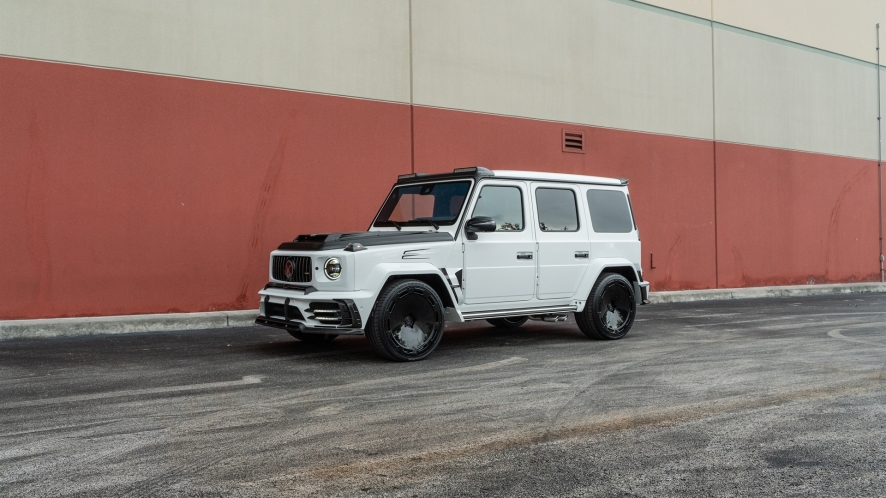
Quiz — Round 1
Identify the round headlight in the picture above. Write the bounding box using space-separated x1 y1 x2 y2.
324 257 342 280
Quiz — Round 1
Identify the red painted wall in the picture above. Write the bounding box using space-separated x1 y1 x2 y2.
0 57 411 320
715 143 881 287
412 107 718 291
1 57 881 320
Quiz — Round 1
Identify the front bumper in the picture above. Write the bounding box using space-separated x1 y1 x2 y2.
256 284 368 335
634 281 651 305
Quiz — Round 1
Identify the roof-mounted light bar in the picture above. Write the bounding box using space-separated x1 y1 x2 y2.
397 172 428 180
618 178 629 186
453 166 494 175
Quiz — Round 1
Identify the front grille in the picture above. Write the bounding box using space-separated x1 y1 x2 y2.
272 256 312 282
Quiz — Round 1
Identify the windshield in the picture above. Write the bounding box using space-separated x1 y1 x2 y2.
374 181 471 227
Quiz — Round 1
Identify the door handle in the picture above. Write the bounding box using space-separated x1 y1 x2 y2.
517 252 533 260
574 251 589 259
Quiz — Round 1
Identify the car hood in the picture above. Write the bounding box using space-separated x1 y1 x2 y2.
276 231 454 251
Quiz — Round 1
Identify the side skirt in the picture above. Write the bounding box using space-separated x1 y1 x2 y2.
460 305 578 321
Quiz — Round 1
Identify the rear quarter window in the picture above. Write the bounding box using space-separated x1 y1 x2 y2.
586 189 634 233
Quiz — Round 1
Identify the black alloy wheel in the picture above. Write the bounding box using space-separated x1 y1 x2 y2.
366 279 445 361
486 316 529 328
575 272 636 340
287 330 338 342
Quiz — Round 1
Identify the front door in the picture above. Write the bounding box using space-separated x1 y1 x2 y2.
532 183 590 299
462 181 536 304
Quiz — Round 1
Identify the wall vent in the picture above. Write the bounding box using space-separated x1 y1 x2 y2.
562 130 584 153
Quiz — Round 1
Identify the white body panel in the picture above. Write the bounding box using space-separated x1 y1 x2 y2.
256 169 648 334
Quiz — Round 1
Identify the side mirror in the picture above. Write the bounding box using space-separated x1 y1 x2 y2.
465 216 496 240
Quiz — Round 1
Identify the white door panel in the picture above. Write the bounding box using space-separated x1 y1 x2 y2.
533 184 590 300
464 239 536 303
463 181 536 304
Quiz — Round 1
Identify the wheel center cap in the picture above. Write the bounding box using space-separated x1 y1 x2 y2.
404 315 415 327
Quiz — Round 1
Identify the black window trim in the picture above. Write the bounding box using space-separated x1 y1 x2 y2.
534 186 581 233
470 184 526 232
627 193 638 231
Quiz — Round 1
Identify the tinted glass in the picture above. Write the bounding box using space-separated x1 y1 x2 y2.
535 188 579 232
471 185 524 231
586 189 634 233
375 181 471 227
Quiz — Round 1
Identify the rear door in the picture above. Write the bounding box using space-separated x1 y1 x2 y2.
532 183 590 300
584 186 640 263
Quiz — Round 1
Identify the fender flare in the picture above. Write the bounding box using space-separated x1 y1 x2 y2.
574 258 641 311
359 263 459 309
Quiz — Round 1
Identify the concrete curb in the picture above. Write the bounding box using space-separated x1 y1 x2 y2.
1 282 884 341
649 282 886 303
0 310 259 341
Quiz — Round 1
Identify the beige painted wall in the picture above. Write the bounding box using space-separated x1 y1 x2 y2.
412 0 715 140
636 0 710 19
881 66 886 159
640 0 886 63
714 0 885 64
0 0 411 103
2 0 881 159
714 25 879 160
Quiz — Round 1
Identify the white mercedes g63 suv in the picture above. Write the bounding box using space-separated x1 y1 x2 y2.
256 167 649 361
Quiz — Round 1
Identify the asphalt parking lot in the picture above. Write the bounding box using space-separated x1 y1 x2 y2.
1 294 885 497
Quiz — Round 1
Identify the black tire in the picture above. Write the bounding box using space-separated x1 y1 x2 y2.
287 330 338 342
366 279 445 361
575 272 636 340
486 316 529 328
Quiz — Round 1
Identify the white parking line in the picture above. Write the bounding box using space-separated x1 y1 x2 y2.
0 375 264 410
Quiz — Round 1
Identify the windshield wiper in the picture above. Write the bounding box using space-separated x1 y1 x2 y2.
411 219 439 230
392 221 402 231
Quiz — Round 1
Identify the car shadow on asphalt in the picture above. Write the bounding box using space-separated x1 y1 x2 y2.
241 321 590 362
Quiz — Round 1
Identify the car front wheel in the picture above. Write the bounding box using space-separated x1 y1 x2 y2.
366 279 445 361
575 272 636 340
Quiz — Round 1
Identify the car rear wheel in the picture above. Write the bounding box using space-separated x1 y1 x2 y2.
486 316 529 328
366 279 445 361
575 272 636 340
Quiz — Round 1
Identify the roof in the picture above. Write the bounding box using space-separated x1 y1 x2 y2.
395 167 626 187
491 170 624 186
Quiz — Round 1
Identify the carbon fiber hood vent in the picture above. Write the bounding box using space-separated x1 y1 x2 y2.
277 231 453 251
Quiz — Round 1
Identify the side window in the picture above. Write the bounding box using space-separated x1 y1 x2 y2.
471 185 524 231
586 189 634 233
535 188 579 232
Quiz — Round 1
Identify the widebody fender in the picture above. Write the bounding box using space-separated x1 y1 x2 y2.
574 257 641 312
359 262 460 312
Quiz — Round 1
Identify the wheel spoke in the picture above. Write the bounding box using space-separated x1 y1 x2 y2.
597 281 633 332
385 289 440 354
603 309 623 330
